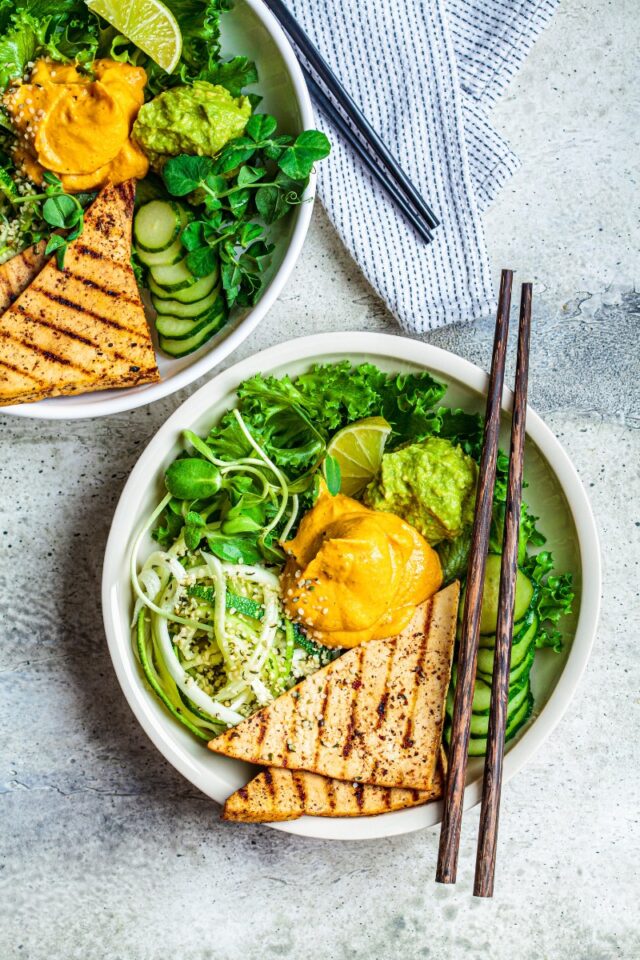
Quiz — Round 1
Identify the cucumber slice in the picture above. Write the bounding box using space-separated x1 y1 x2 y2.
149 267 219 303
460 554 535 634
137 235 183 268
478 610 535 649
150 257 199 292
134 200 181 252
159 312 226 357
469 680 530 737
467 691 533 756
476 616 538 671
448 667 492 714
156 302 224 340
151 285 221 319
505 644 535 688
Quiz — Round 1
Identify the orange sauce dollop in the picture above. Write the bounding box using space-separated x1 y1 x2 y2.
4 59 149 192
281 484 443 648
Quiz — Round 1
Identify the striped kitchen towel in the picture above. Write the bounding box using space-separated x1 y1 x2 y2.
288 0 559 332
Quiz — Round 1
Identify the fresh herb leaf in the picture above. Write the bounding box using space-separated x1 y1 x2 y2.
163 155 215 195
42 193 81 228
245 113 277 142
277 130 331 179
324 455 341 496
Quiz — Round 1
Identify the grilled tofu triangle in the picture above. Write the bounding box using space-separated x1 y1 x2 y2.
222 763 444 822
0 179 159 406
0 242 49 313
209 582 459 791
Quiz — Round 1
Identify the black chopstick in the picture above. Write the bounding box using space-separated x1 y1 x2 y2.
436 269 514 885
474 284 532 898
302 69 433 244
261 0 440 233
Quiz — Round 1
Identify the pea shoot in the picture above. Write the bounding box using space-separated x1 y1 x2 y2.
8 171 92 268
161 115 330 310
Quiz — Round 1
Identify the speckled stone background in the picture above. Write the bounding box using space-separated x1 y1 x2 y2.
1 1 639 957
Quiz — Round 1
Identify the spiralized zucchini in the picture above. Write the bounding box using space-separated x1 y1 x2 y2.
130 410 337 739
132 530 333 737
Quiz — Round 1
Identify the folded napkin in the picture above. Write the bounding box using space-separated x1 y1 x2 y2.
288 0 559 332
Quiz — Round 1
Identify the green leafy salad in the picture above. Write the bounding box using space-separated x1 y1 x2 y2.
0 0 330 356
131 361 575 752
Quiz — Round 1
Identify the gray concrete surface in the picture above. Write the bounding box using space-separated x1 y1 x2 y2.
1 1 639 957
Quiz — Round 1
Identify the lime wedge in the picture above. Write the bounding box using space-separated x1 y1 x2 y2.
86 0 183 74
327 416 392 497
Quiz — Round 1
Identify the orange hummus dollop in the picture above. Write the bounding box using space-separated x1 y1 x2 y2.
281 483 443 648
3 59 149 192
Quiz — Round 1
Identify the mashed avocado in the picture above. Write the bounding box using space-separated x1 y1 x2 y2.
133 82 252 170
363 436 477 544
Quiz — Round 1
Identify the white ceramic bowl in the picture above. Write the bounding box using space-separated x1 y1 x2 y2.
102 332 601 840
3 0 315 420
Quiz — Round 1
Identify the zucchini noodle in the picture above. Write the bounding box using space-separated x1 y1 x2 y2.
131 415 338 742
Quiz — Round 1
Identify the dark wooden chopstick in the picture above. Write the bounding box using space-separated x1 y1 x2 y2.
474 284 532 898
436 268 514 885
261 0 440 233
302 70 433 244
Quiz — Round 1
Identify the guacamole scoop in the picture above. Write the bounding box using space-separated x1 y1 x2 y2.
363 436 477 544
133 81 252 171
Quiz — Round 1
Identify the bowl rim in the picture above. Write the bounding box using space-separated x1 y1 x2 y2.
102 331 601 840
1 0 316 421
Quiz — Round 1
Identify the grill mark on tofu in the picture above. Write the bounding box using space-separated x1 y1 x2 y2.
292 771 307 806
255 713 268 750
325 775 336 812
353 781 365 810
342 646 365 758
36 288 142 336
74 273 139 304
0 329 90 372
74 242 128 266
375 643 398 730
0 357 42 383
402 609 432 750
313 677 331 768
14 306 129 360
263 768 275 797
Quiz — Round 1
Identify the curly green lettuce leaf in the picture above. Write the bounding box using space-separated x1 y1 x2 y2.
0 3 100 91
523 550 575 651
206 362 447 479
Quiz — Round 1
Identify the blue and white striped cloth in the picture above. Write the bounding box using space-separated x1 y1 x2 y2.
288 0 558 332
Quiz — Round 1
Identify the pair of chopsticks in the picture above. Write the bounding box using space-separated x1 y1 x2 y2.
436 269 532 897
261 0 440 243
